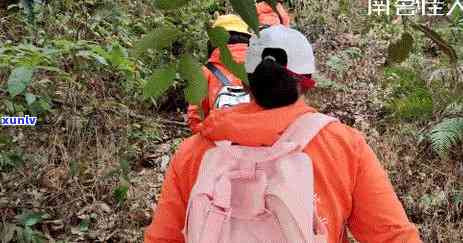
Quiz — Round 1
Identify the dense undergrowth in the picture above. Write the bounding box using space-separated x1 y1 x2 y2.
1 0 462 242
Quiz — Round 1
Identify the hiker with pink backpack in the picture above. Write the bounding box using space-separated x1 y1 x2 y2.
144 26 422 243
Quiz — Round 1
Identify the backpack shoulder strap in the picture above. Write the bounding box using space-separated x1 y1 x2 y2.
275 113 338 150
206 62 232 86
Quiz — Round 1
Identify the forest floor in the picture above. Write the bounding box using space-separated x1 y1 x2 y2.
1 5 463 243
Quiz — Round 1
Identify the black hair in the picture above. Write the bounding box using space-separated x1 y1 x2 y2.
207 31 251 57
248 48 299 109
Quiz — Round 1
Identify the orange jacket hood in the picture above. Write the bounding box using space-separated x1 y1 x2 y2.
199 99 316 146
209 43 248 65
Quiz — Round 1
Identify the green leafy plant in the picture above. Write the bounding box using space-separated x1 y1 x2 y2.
143 64 177 100
430 117 463 158
0 43 67 115
384 67 434 121
387 32 414 64
153 0 190 11
113 184 129 206
179 54 208 104
107 160 131 206
390 88 433 121
229 0 259 34
78 43 135 77
133 0 259 109
7 66 34 97
132 27 180 58
0 151 24 172
0 211 51 243
79 217 91 233
326 55 348 73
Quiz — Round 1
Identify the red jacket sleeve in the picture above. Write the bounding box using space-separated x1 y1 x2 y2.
348 134 422 242
144 158 187 243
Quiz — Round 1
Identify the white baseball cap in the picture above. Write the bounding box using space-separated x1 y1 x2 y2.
245 25 316 75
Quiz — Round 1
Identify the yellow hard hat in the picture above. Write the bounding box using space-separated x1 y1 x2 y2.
212 14 251 35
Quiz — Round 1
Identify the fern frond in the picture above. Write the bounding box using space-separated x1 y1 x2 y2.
430 117 463 158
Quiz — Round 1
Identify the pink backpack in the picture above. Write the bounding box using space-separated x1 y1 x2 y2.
183 113 338 243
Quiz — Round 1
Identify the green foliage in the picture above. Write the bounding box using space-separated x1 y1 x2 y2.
79 43 135 76
16 212 49 227
143 64 177 100
69 160 79 178
113 184 129 205
130 0 254 112
229 0 259 34
79 218 90 232
18 0 37 24
24 93 36 105
312 73 346 91
119 159 130 182
326 55 348 73
132 27 180 58
219 46 249 84
179 54 208 105
326 47 363 76
3 211 50 243
387 32 414 64
207 26 248 83
27 96 51 115
0 43 60 68
430 117 463 158
384 67 434 121
391 88 433 122
207 27 230 47
7 66 34 97
15 226 46 243
343 47 363 59
128 124 162 142
153 0 190 10
384 67 421 96
0 152 24 172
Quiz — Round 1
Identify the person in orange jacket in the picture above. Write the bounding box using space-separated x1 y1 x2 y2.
145 26 422 243
186 15 252 134
187 3 291 134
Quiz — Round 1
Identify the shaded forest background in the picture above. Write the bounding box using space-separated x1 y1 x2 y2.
0 0 462 242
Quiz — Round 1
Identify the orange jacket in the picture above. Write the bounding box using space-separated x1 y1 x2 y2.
186 3 290 133
187 43 247 133
256 2 290 27
145 99 422 243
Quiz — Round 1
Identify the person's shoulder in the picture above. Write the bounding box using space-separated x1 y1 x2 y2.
318 117 366 149
170 134 213 171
